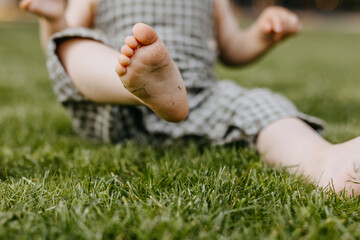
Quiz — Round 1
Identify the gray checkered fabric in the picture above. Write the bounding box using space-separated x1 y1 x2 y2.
46 0 324 145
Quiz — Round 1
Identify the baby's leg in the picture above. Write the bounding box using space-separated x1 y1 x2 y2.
258 118 360 196
116 23 189 122
56 23 188 122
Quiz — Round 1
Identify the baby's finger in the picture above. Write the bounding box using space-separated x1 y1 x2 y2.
281 13 300 35
261 21 273 34
19 0 32 9
289 15 302 33
268 16 283 34
281 13 294 36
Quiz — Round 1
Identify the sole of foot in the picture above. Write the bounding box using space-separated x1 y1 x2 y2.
115 23 189 122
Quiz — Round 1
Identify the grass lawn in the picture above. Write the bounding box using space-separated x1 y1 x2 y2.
1 21 360 239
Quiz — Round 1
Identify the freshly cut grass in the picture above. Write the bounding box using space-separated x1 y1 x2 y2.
1 22 360 239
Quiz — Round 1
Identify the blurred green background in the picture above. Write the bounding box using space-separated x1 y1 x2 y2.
0 1 360 239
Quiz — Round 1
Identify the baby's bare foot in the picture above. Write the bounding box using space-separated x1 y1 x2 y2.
315 137 360 196
19 0 65 22
116 23 189 122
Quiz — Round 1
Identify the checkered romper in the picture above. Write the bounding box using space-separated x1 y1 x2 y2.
47 0 324 145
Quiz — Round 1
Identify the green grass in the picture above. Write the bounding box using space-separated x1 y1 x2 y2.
1 22 360 239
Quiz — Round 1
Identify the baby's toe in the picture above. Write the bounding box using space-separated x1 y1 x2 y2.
121 45 134 57
118 55 131 66
132 23 158 46
115 64 127 76
125 36 140 49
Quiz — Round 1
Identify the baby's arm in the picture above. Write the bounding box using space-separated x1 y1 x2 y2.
215 0 300 65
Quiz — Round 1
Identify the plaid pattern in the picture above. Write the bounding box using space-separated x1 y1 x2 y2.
144 81 324 145
95 0 218 89
46 0 324 145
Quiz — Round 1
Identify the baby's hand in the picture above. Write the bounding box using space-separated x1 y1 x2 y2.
255 6 301 43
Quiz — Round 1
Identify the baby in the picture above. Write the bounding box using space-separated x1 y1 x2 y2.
21 0 360 196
